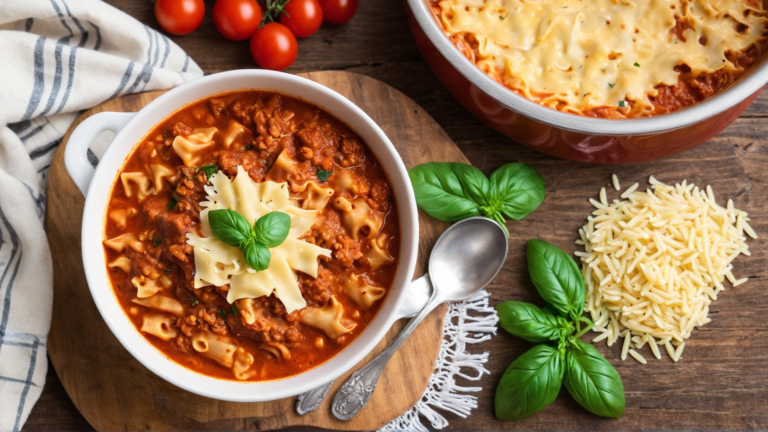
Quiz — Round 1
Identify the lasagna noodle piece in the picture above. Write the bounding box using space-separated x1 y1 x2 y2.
132 294 185 317
365 233 395 270
108 256 132 273
343 274 387 310
104 233 144 253
232 348 256 380
120 172 155 201
332 196 383 240
187 166 331 313
301 296 357 339
191 330 238 368
140 313 178 341
437 0 768 115
172 127 218 167
294 181 335 210
148 163 179 192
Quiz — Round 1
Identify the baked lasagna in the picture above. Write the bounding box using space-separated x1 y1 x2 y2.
431 0 768 118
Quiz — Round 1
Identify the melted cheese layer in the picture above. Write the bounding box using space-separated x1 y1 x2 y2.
437 0 768 115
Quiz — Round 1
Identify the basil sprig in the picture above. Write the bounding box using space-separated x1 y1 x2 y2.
208 209 291 272
408 162 544 236
495 239 625 420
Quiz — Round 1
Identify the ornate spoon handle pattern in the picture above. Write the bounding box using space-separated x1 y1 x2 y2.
331 296 440 420
295 380 335 415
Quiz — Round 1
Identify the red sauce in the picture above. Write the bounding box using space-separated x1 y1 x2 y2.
104 90 400 381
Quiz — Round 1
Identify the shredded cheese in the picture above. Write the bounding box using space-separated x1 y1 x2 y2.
578 177 755 362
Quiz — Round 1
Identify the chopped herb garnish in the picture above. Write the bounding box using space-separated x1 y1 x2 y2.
164 267 171 273
197 164 218 179
608 83 615 88
618 100 626 108
217 309 227 316
188 297 199 306
499 12 509 20
583 93 588 98
246 145 253 150
167 199 177 211
153 235 165 246
633 62 640 67
231 304 238 316
317 169 332 182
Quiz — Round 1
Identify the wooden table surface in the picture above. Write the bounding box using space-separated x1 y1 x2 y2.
24 0 768 431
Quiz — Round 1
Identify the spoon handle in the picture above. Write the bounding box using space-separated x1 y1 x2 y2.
295 379 335 415
331 295 440 421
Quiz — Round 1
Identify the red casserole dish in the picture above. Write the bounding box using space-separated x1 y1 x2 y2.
405 0 768 163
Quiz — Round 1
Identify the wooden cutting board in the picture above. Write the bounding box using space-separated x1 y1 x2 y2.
44 71 469 431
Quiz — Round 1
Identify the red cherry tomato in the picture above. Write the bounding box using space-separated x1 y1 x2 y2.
317 0 358 24
280 0 323 38
154 0 205 35
250 23 298 71
213 0 263 41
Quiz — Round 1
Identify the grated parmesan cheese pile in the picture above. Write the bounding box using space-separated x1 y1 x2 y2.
576 176 756 364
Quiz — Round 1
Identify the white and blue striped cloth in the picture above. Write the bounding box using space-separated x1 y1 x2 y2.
0 1 202 430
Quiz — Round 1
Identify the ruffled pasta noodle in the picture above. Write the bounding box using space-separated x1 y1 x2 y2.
301 296 357 339
186 166 332 313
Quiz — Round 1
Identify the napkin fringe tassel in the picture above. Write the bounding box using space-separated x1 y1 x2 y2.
380 289 498 432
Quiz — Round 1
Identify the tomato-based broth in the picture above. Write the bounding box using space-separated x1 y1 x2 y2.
103 90 400 381
431 0 768 118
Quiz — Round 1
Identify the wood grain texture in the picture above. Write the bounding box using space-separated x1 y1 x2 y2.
42 72 470 431
25 0 768 430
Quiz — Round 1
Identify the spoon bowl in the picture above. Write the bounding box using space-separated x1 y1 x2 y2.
330 216 508 421
429 217 509 302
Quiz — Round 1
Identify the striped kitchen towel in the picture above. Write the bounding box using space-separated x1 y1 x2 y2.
0 1 203 430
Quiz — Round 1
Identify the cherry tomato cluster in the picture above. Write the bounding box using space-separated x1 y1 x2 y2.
154 0 358 71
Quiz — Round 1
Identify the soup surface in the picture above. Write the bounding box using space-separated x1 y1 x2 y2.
103 90 399 381
431 0 768 118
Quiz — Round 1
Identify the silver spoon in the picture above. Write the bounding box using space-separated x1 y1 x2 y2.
329 216 508 421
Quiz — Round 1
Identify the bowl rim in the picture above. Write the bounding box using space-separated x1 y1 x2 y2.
79 69 419 402
406 0 768 136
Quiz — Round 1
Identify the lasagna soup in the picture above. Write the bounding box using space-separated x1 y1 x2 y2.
103 90 399 381
432 0 768 118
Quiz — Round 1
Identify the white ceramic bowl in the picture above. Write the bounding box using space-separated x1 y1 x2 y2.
64 70 419 402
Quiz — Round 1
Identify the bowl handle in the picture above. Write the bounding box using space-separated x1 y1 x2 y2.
64 112 136 196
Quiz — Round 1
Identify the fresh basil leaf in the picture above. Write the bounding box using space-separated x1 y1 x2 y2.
527 239 585 317
447 163 491 206
198 164 218 178
208 209 252 248
167 199 177 211
242 239 271 272
489 163 545 220
496 301 563 343
317 169 332 182
495 344 565 420
408 163 485 222
252 211 291 248
564 340 625 419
